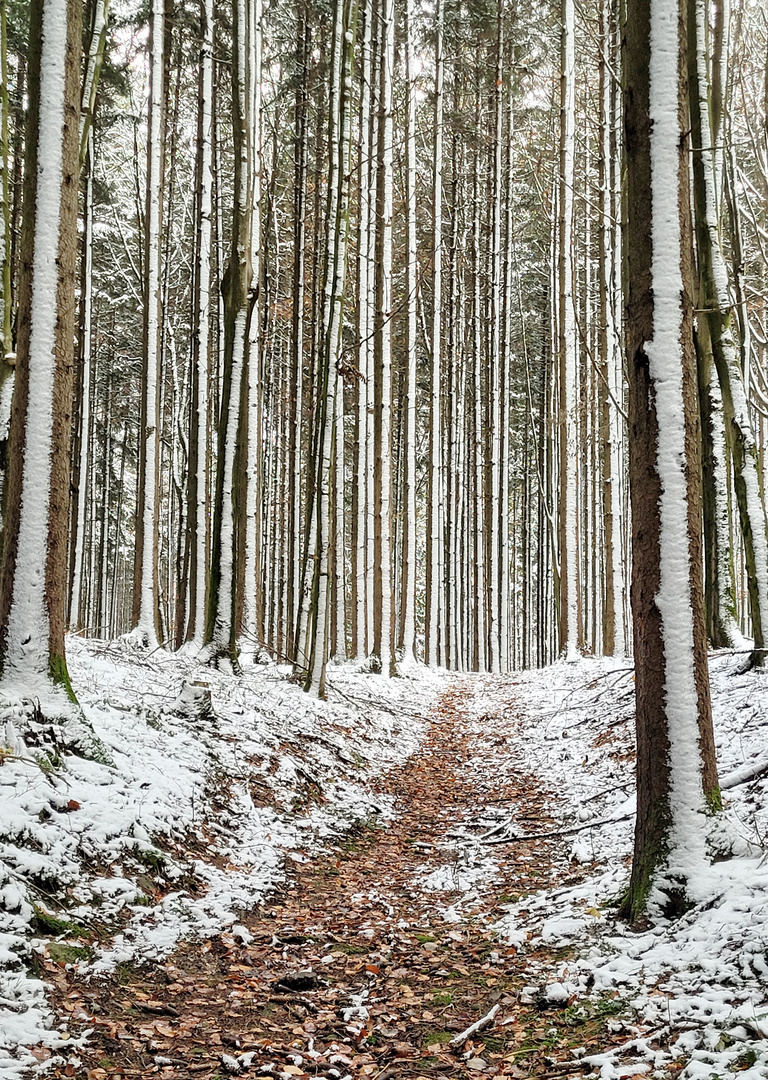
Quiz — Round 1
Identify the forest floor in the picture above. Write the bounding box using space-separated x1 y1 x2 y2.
40 678 643 1080
4 644 768 1080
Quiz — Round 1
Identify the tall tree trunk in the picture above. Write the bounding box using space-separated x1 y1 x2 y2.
205 0 254 664
697 326 740 647
622 0 719 922
305 0 356 696
185 0 214 645
0 0 13 523
364 0 379 662
132 0 165 645
471 108 485 673
425 0 444 668
70 126 95 629
400 0 418 664
0 0 105 760
79 0 109 170
373 0 394 676
558 0 579 658
689 0 768 663
287 4 309 663
241 0 263 660
598 0 626 656
487 3 504 674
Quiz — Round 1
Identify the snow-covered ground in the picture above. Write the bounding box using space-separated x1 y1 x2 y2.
0 638 442 1078
489 651 768 1080
4 641 768 1080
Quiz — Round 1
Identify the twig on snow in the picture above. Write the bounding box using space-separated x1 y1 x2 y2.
721 756 768 790
583 781 632 804
479 817 516 841
448 1003 500 1046
483 813 633 845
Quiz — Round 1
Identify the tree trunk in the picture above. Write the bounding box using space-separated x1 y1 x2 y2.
622 0 719 922
425 0 444 668
305 0 356 696
688 0 768 664
132 0 165 645
487 2 504 674
373 0 394 677
598 0 626 657
241 0 263 661
400 0 418 664
0 0 106 760
205 0 255 664
287 4 309 663
184 0 214 645
558 0 579 659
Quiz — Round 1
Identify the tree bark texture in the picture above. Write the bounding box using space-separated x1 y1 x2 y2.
0 0 83 707
623 0 718 922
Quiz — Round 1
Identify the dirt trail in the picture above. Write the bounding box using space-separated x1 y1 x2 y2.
45 679 627 1080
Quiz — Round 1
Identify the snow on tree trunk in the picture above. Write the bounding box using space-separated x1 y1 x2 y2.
499 56 514 675
690 0 768 663
0 0 10 361
374 0 394 678
623 0 719 921
333 327 345 661
352 0 372 662
400 0 417 665
364 24 378 663
486 5 503 675
205 0 253 664
70 128 94 631
79 0 109 169
698 339 742 648
558 0 579 661
288 9 308 664
0 0 11 521
471 127 486 674
241 0 263 661
305 0 355 696
131 0 164 647
0 0 106 759
599 0 626 658
304 6 343 695
425 0 444 669
188 0 214 646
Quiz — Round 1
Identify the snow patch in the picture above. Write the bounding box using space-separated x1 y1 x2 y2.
0 636 442 1075
492 653 768 1079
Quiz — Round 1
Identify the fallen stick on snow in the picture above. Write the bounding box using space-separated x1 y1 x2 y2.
482 813 633 845
479 817 515 841
448 1003 500 1047
721 757 768 790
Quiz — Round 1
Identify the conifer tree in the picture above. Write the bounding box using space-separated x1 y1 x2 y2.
0 0 107 760
622 0 719 920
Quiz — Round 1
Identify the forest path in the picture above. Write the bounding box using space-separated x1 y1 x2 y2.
47 677 620 1080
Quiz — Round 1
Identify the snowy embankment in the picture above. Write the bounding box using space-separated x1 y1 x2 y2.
0 638 442 1078
492 651 768 1080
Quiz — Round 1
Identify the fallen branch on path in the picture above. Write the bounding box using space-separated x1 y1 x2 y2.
266 995 318 1012
448 1003 500 1046
482 813 633 845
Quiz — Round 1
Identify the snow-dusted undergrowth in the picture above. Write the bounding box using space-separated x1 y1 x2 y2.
0 637 442 1078
491 651 768 1080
